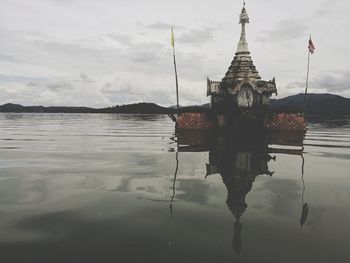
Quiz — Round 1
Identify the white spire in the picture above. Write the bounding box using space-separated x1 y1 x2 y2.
236 3 250 54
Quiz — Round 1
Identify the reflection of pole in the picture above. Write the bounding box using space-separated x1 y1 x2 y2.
301 154 305 205
300 153 309 227
169 146 179 218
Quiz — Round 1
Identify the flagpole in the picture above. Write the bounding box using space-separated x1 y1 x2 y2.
304 34 314 113
171 27 180 116
303 49 311 112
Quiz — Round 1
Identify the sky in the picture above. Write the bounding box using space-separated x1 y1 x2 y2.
1 0 349 107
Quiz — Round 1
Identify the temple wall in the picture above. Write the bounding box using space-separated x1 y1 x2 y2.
176 112 217 130
238 87 254 107
207 82 222 95
262 95 270 105
265 113 306 132
176 112 306 132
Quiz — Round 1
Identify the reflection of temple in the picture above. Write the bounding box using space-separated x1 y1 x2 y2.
206 134 275 254
177 129 305 254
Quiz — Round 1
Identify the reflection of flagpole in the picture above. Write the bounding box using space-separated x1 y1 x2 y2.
171 27 180 116
301 154 305 205
300 153 309 227
169 141 179 218
304 35 315 112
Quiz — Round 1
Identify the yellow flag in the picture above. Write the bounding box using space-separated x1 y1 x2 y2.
171 27 175 47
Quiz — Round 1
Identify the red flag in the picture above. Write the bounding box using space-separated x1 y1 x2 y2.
308 37 315 54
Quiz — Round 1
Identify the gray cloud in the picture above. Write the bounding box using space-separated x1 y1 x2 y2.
257 19 308 43
107 33 133 46
128 42 165 63
31 34 170 74
312 72 350 92
34 40 111 63
80 73 93 83
285 71 350 95
0 74 46 84
27 82 39 87
142 21 185 30
0 54 17 62
285 81 304 90
100 81 177 106
178 27 215 45
101 80 136 95
46 81 73 91
314 0 341 18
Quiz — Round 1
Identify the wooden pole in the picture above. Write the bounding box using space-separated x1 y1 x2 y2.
172 28 180 115
303 39 311 113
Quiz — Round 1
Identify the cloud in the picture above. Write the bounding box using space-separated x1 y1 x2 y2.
284 81 304 90
101 79 136 95
314 0 342 18
256 19 308 43
107 33 133 46
0 27 218 106
1 0 350 106
177 27 215 45
0 54 17 62
311 71 350 93
0 74 46 84
46 81 73 91
100 78 176 106
27 82 39 87
80 73 93 83
284 70 350 96
142 21 185 31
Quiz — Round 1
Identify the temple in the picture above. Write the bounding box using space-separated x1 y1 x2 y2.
175 3 306 132
207 3 277 115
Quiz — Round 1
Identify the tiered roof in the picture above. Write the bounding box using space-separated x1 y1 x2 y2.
207 3 277 96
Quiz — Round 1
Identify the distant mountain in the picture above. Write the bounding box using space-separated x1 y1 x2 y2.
271 93 350 115
0 102 173 114
1 94 349 115
169 94 350 115
168 103 210 113
0 103 96 113
98 103 172 114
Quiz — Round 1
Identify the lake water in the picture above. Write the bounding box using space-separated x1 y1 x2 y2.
0 113 349 263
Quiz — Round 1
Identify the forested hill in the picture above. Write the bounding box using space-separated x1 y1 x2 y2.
271 93 350 115
0 102 172 114
0 94 349 115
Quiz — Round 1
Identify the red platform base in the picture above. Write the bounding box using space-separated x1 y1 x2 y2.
176 112 306 132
